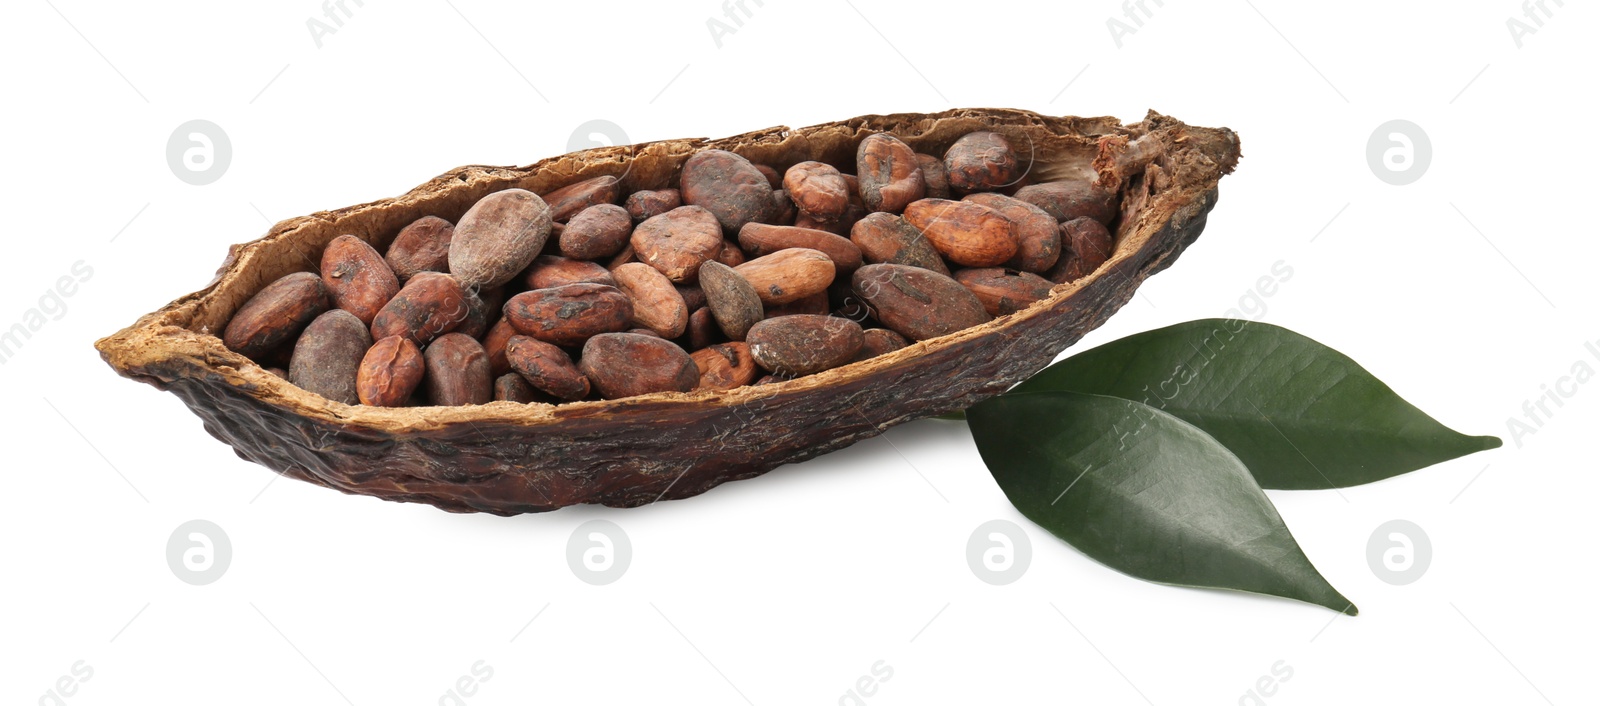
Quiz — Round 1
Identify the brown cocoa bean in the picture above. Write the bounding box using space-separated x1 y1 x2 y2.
763 291 829 317
747 315 864 376
753 163 783 189
901 199 1018 267
698 260 764 341
357 335 425 407
953 267 1056 316
848 212 950 276
624 189 681 222
288 309 372 404
266 367 288 379
851 264 991 341
542 176 621 222
503 283 632 347
483 317 517 376
629 327 664 338
1048 217 1115 284
856 133 926 213
370 272 468 345
579 332 699 399
737 223 863 274
684 306 724 351
494 373 541 403
223 272 331 359
680 149 774 235
506 335 590 400
454 286 501 340
732 248 835 305
783 161 851 223
607 244 637 270
769 189 796 226
559 203 633 260
523 255 616 290
944 131 1019 193
612 263 689 339
385 215 454 281
854 328 910 361
321 235 400 326
915 153 950 199
1013 179 1119 224
714 239 746 267
675 284 707 312
423 333 493 406
961 193 1060 273
449 188 553 288
630 205 724 282
691 342 758 390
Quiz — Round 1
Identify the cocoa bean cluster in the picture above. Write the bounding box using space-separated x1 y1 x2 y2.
222 130 1121 406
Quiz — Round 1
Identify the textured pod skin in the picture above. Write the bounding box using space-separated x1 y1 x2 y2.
737 223 864 274
370 272 468 346
853 264 991 341
691 342 759 390
856 133 926 213
503 283 633 347
448 188 553 289
849 212 950 276
423 333 493 406
288 309 372 404
579 333 699 399
962 193 1060 273
680 149 774 235
1014 179 1119 225
902 199 1019 267
747 315 864 377
222 272 330 359
783 161 851 223
560 204 633 260
98 108 1237 515
944 131 1019 193
542 176 621 222
356 335 424 407
320 235 399 325
953 268 1057 316
523 255 616 290
624 189 681 222
612 263 689 339
631 205 724 283
733 248 836 305
506 335 589 400
386 216 455 280
1049 217 1116 284
698 261 764 341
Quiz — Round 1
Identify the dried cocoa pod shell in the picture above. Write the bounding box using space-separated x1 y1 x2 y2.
944 131 1019 194
902 199 1018 267
854 327 909 361
506 335 590 400
961 193 1060 273
747 315 864 377
503 283 632 347
100 108 1237 516
852 263 990 341
222 272 330 359
386 215 455 281
857 133 925 213
357 335 424 407
732 248 835 305
680 149 774 235
953 267 1056 316
915 153 950 199
542 176 621 222
624 189 681 222
763 291 829 318
849 212 950 276
612 263 689 339
449 188 553 289
691 342 758 390
783 161 851 223
1049 217 1115 284
698 260 763 341
523 255 616 290
483 317 516 377
1014 179 1119 225
683 306 724 351
631 205 724 283
559 204 633 260
578 332 699 399
370 272 468 345
288 309 372 404
424 333 493 406
493 373 540 403
737 223 864 275
318 235 400 327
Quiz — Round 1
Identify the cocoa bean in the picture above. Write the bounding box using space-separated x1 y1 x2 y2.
769 189 796 226
493 373 541 403
503 283 632 347
849 212 950 276
851 264 990 341
630 205 724 282
523 255 616 290
483 317 517 376
783 161 851 223
424 333 493 406
612 263 689 339
288 309 372 404
961 193 1060 273
732 248 835 305
763 291 829 317
698 260 764 341
714 239 746 267
680 150 774 235
386 215 454 281
675 284 707 312
578 332 699 399
944 131 1019 193
737 223 863 274
370 272 468 345
449 188 553 288
506 335 590 400
684 306 724 351
1048 217 1115 284
542 176 621 222
953 267 1056 316
320 235 399 325
692 342 758 390
915 153 950 199
624 189 681 222
854 328 910 361
357 335 425 407
454 286 501 340
857 133 925 213
559 203 633 260
902 199 1018 267
1013 179 1119 224
223 272 331 359
747 315 864 376
753 163 783 189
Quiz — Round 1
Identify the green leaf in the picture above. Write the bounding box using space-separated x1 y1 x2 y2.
1011 319 1500 489
968 391 1357 614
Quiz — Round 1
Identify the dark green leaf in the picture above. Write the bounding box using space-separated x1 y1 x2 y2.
969 391 1357 614
1012 319 1500 489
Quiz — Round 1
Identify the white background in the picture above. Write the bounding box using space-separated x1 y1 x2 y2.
3 1 1595 704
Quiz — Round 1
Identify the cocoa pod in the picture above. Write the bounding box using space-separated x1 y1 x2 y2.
763 291 829 317
901 199 1018 267
559 204 633 260
578 332 699 399
737 223 863 274
698 260 764 341
370 272 468 345
915 153 950 200
783 161 851 223
854 328 910 361
851 263 990 341
630 205 724 283
624 189 681 222
1048 217 1115 284
483 317 517 376
494 373 541 403
523 255 616 290
503 283 632 347
288 309 372 404
849 212 950 276
449 188 553 288
683 306 724 351
856 133 926 213
1013 179 1119 224
424 333 493 406
747 315 864 376
953 267 1056 316
385 216 455 281
732 248 835 305
612 263 689 339
542 176 621 222
944 131 1019 193
961 193 1060 273
320 235 399 326
357 335 424 407
223 272 331 359
680 149 774 235
506 335 590 400
691 342 759 390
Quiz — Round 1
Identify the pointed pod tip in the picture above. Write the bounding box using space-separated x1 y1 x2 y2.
1477 434 1503 450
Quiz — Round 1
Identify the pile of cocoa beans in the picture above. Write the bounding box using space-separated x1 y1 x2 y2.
221 130 1119 406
